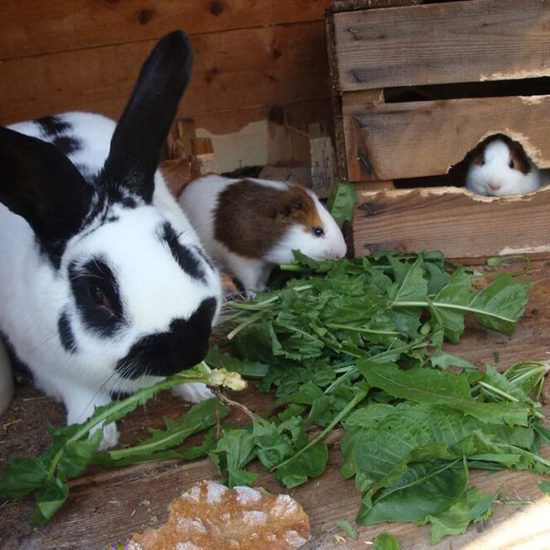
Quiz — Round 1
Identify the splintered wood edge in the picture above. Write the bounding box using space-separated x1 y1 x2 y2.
353 184 550 258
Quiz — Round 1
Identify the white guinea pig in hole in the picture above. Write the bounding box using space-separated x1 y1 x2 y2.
0 31 223 450
178 175 348 291
465 136 541 197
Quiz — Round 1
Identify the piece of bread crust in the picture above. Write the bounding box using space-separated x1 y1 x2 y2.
128 480 311 549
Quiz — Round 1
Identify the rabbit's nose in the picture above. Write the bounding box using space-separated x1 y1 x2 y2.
488 182 502 192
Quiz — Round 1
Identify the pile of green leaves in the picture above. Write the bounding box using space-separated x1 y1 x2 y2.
1 251 548 545
205 251 549 543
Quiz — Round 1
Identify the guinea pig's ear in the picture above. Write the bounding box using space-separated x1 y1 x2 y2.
274 194 306 222
0 127 93 259
508 142 530 174
102 30 193 204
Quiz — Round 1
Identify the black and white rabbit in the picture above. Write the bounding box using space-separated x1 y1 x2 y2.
0 31 222 448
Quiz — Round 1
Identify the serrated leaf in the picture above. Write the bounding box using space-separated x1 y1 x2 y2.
359 362 529 425
275 443 328 488
470 274 531 335
99 399 227 464
328 181 357 226
430 270 472 343
209 428 257 487
357 459 468 525
0 457 49 499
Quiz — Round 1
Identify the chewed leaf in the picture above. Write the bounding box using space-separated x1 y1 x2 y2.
33 477 70 524
427 487 497 543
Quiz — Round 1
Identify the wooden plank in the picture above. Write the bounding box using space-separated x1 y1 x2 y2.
332 0 550 92
0 0 334 61
0 22 330 128
353 184 550 260
343 95 550 182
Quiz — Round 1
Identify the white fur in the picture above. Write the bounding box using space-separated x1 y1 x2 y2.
1 113 222 448
178 175 347 290
466 139 541 197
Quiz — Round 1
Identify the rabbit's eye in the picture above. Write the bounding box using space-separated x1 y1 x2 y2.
89 285 112 311
509 158 515 169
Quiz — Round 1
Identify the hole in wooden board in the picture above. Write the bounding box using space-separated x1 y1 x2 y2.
384 77 550 104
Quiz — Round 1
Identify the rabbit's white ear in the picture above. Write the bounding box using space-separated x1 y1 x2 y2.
102 30 193 204
0 127 93 262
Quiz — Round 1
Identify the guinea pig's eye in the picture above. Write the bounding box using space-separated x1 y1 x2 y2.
313 227 325 237
509 158 515 169
89 285 113 312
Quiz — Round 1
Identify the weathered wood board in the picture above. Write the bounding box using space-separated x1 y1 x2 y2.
0 21 329 127
343 95 550 181
353 184 550 260
0 0 333 61
1 259 550 550
332 0 550 92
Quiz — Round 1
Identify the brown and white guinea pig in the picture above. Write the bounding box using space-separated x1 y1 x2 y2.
178 175 347 290
466 136 541 196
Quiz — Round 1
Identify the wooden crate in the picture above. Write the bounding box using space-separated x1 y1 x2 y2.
326 0 550 259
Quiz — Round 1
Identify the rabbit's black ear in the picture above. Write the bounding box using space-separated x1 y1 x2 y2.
0 127 93 262
102 30 193 204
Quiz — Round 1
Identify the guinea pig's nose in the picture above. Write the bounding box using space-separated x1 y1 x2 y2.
488 182 502 192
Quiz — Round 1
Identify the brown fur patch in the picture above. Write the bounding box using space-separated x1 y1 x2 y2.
507 141 530 174
214 180 323 258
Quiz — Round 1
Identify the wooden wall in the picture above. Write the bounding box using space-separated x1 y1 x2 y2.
0 1 334 138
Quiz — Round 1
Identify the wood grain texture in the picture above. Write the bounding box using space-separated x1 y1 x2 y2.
2 261 550 549
353 184 550 260
0 22 330 130
0 0 335 61
343 95 550 181
332 0 550 92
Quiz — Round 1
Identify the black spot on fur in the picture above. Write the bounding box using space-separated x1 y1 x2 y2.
58 311 78 353
160 223 206 282
115 297 217 379
36 115 82 156
69 258 124 337
36 115 71 136
52 135 81 156
121 196 137 208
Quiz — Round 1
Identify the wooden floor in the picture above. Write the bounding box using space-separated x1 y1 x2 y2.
1 259 549 550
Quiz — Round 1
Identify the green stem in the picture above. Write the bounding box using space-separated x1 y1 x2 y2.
326 323 401 336
46 367 212 479
226 311 266 340
272 388 369 472
477 381 519 402
393 300 515 324
502 445 550 469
